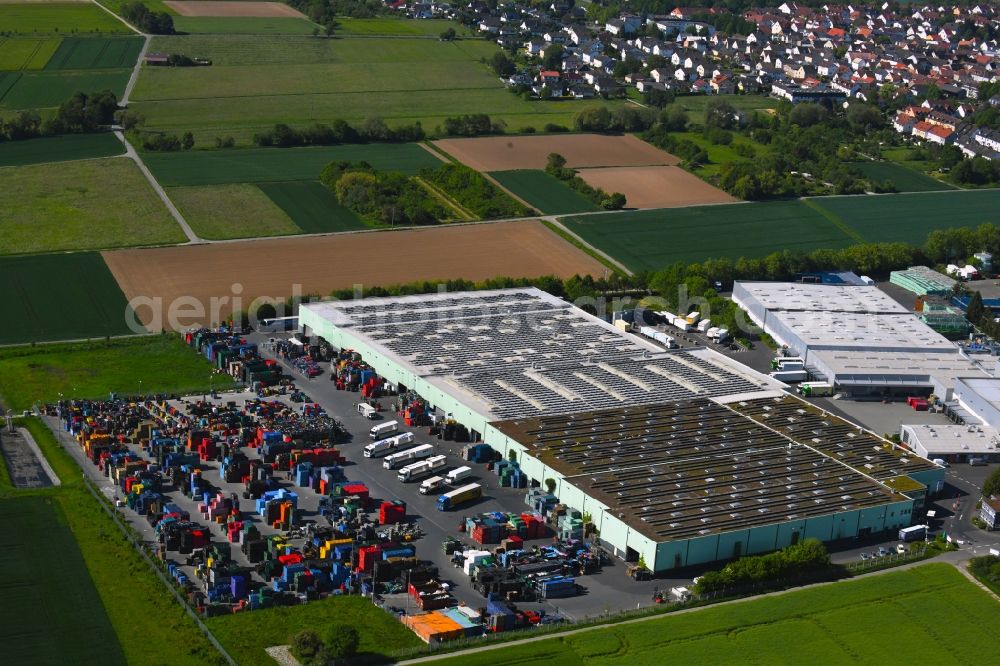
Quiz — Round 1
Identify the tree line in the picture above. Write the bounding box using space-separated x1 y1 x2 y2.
546 152 626 210
693 539 832 595
0 90 118 141
253 119 425 147
121 2 174 34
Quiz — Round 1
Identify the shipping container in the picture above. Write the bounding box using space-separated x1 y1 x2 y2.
398 455 447 482
370 420 399 439
437 483 483 511
384 444 434 470
363 432 415 458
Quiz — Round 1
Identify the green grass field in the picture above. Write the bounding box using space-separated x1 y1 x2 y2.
810 189 1000 244
0 157 184 255
0 68 131 108
0 36 61 70
427 564 998 665
0 132 123 166
129 35 619 145
0 3 130 34
490 169 600 215
671 94 779 116
44 36 143 69
851 160 956 193
173 16 320 35
168 183 302 240
257 180 368 233
1 418 225 665
143 143 442 186
0 336 236 410
669 130 766 178
0 496 126 664
0 252 137 346
561 200 851 271
207 595 421 666
335 17 472 37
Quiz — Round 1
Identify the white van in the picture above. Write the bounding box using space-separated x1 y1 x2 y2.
357 403 378 419
370 420 398 439
446 466 472 484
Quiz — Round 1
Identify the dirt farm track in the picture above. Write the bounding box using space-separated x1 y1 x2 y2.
102 220 606 329
163 1 307 18
433 134 679 171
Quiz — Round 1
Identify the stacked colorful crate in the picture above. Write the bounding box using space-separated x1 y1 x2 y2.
379 500 406 525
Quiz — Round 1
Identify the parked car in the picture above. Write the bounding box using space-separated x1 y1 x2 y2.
877 547 889 557
860 552 871 561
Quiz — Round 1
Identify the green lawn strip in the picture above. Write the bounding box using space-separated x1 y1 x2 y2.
490 170 600 215
414 176 477 220
560 200 852 272
143 143 442 186
0 3 130 34
207 594 421 666
0 252 137 346
423 564 997 665
0 132 123 166
1 68 131 108
11 418 226 665
43 36 143 70
808 189 1000 244
0 495 126 665
671 94 778 115
167 182 303 240
0 335 235 411
850 160 957 193
257 180 368 233
0 157 184 255
173 17 321 35
802 197 866 243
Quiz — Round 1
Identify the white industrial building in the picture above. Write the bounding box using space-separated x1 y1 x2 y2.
733 281 989 399
300 288 943 571
899 423 1000 464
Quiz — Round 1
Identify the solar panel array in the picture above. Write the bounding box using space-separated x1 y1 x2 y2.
492 399 899 540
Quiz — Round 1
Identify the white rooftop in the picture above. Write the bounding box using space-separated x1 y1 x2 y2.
957 376 1000 411
776 311 956 352
904 423 1000 455
813 350 988 386
735 282 910 314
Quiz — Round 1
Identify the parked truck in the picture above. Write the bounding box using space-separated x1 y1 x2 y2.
446 466 472 484
899 524 928 542
674 319 691 332
770 369 808 383
398 454 447 482
363 431 414 458
436 483 483 511
369 420 399 439
384 443 434 470
798 381 833 397
696 319 711 333
357 403 378 419
419 475 447 495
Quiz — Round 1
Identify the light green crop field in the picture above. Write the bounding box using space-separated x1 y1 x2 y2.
809 189 1000 244
0 36 61 70
0 132 123 166
426 564 999 666
0 157 185 255
490 169 600 215
167 183 302 240
143 143 443 186
173 16 320 35
0 3 130 34
335 17 473 37
129 35 620 145
561 199 851 271
0 68 131 108
850 160 957 193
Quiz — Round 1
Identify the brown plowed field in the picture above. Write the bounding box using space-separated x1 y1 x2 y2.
433 134 679 172
164 1 306 17
102 220 605 329
576 166 738 209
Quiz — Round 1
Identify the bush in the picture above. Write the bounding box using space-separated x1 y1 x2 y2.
322 161 443 226
325 624 359 660
289 630 324 664
420 163 530 219
120 1 174 34
543 123 569 132
693 539 831 595
545 152 626 208
442 113 497 137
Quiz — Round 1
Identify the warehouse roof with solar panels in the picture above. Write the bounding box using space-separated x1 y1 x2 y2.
299 288 786 421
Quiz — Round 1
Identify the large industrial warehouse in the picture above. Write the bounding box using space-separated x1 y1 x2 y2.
300 288 943 572
732 281 988 398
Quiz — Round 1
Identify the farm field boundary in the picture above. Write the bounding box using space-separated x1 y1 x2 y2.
0 2 130 33
102 220 607 327
0 132 123 166
44 35 142 69
851 160 958 193
490 169 599 215
166 183 301 240
0 68 131 108
0 252 138 345
576 165 737 209
257 180 368 233
0 36 61 70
